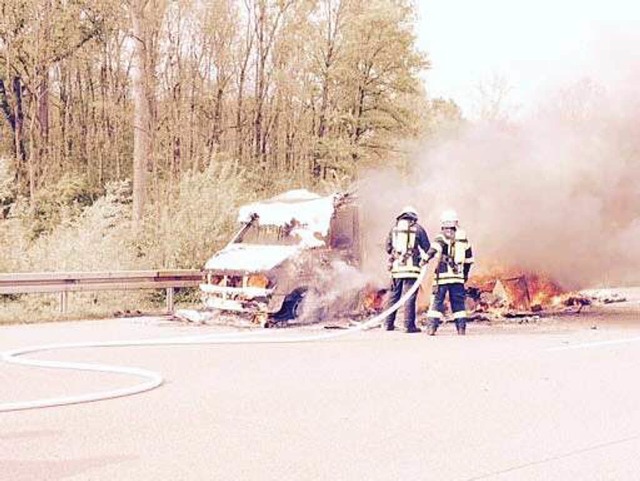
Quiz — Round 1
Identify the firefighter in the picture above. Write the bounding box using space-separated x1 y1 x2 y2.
423 209 474 335
384 206 431 333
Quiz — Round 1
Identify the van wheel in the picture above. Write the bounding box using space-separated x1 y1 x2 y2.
273 288 308 321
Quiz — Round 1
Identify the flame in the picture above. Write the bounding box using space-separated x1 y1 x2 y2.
361 286 386 312
468 268 565 312
527 275 564 307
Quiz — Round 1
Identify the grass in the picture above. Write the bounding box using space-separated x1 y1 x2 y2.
0 288 205 325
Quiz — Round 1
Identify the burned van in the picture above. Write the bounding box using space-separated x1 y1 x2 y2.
200 189 360 325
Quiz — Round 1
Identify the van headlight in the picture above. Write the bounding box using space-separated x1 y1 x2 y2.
247 274 270 289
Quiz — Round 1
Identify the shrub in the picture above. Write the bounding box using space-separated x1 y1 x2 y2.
139 161 256 269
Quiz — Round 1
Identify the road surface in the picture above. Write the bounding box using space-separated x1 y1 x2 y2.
1 296 639 480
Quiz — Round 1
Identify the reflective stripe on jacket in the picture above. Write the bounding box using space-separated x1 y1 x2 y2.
386 218 430 279
427 229 474 285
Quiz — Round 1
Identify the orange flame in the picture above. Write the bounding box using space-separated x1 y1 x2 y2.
361 286 386 312
468 269 565 311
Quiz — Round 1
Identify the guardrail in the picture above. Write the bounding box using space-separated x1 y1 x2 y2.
0 270 203 314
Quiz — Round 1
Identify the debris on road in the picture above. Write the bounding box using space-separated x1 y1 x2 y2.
463 271 625 322
581 289 628 304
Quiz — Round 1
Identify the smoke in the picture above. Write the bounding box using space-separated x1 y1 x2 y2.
359 54 640 289
297 260 374 323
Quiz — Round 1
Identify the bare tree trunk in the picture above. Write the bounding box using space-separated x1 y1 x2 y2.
37 66 50 155
12 77 27 186
0 77 27 184
253 0 265 164
236 45 249 162
316 0 344 142
208 85 224 163
235 0 253 165
131 0 152 228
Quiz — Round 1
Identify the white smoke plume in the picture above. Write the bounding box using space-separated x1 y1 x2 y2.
360 57 640 289
297 260 374 323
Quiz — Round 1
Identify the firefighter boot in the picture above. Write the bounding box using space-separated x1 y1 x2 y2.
405 323 421 333
427 318 439 336
456 319 467 336
404 313 420 333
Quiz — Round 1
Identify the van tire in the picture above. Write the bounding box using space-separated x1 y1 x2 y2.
273 288 308 321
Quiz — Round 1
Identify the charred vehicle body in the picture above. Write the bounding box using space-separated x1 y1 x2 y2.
200 190 360 324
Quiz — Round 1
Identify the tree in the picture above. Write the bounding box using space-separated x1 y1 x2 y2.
129 0 165 226
424 97 464 138
472 72 517 122
0 0 430 216
0 0 110 198
316 0 428 176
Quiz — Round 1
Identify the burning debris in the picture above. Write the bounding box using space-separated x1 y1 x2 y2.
461 271 633 322
467 272 565 314
360 287 387 314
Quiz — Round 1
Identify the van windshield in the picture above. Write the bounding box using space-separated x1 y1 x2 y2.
235 224 298 246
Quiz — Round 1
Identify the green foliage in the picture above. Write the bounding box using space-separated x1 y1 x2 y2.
424 97 465 140
0 216 29 272
138 160 255 269
0 292 158 324
25 173 103 239
2 0 432 200
19 179 133 271
0 157 15 215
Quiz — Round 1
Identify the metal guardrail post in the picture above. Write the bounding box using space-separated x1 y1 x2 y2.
60 292 69 314
166 287 174 313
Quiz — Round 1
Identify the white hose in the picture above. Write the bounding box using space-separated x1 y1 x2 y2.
0 268 427 413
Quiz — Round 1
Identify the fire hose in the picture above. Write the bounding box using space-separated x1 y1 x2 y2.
0 267 428 413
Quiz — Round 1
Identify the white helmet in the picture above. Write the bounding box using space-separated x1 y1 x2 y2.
397 205 419 220
440 209 459 228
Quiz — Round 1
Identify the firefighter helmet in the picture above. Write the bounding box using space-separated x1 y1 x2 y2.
440 209 459 228
397 205 419 220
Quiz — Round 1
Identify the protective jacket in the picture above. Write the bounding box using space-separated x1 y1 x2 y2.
426 229 474 285
385 217 430 279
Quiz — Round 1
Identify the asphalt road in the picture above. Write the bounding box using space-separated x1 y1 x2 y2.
1 300 640 481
